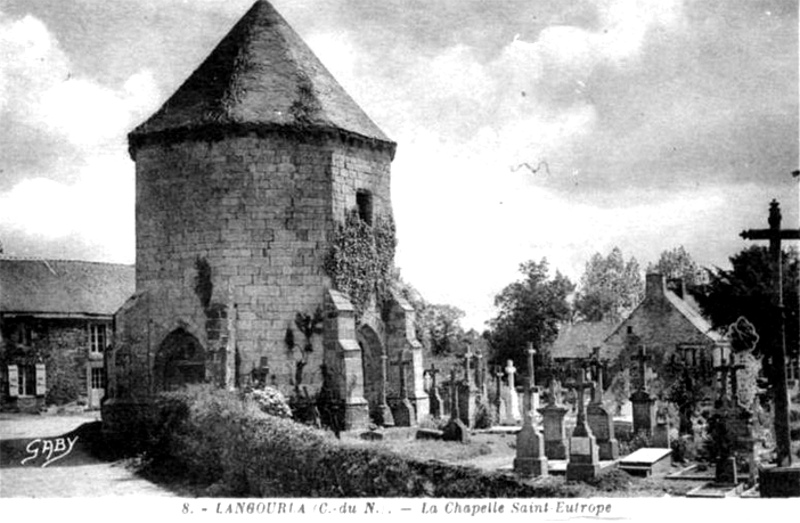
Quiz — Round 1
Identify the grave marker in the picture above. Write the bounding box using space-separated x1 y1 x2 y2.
630 345 656 437
565 369 600 481
442 368 469 443
586 353 619 460
502 360 520 424
513 372 548 477
427 363 443 418
389 352 416 427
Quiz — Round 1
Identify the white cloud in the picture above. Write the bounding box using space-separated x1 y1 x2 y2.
0 11 155 260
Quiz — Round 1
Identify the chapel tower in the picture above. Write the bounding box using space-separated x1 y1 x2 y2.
106 1 426 430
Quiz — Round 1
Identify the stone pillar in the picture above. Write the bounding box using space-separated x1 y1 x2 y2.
323 290 369 430
386 291 428 421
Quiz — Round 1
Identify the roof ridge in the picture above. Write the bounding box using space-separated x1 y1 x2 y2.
0 256 134 267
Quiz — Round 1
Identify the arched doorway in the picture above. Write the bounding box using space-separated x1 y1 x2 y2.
357 325 384 418
154 329 206 392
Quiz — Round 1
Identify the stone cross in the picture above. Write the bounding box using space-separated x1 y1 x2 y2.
729 356 747 406
588 347 604 404
462 346 475 388
632 345 651 392
740 199 799 467
505 359 517 390
714 350 731 402
494 366 503 411
565 368 594 436
547 378 559 407
449 368 459 419
428 362 441 391
527 342 536 389
475 350 484 391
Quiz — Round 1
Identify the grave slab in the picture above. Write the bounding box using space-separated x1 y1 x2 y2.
759 465 800 498
618 448 672 477
415 428 444 441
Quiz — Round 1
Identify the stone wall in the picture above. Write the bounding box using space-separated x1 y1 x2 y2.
125 131 395 397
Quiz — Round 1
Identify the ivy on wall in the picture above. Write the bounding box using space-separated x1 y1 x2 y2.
325 209 396 317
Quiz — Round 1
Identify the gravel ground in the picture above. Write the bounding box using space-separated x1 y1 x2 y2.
0 412 175 498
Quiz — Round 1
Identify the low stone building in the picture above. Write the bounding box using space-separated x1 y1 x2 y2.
603 273 728 394
106 1 425 431
0 258 134 411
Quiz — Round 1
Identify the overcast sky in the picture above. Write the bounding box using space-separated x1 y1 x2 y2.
1 0 797 330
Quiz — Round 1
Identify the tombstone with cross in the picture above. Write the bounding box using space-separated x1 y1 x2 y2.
565 368 600 481
514 360 548 477
427 363 444 418
585 352 619 460
442 367 470 443
630 345 656 437
502 359 521 425
389 351 416 427
493 366 505 420
538 377 569 460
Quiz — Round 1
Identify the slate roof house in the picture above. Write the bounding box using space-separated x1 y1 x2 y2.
602 273 728 393
0 258 134 411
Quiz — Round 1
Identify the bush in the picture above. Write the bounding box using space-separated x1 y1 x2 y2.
131 385 586 497
247 387 292 418
474 400 497 429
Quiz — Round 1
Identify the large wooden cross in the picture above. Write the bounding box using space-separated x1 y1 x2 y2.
631 345 651 393
740 199 799 467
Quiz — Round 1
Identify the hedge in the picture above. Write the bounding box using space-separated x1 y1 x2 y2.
121 385 581 497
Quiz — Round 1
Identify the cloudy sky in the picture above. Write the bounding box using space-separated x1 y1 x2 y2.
1 0 797 329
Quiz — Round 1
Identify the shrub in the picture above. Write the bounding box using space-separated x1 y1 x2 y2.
247 387 292 418
132 385 596 497
474 400 497 429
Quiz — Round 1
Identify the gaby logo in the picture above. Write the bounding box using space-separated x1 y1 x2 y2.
20 436 79 468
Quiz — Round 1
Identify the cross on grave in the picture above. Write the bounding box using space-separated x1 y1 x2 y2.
729 359 747 407
714 353 732 404
462 346 475 389
632 345 651 392
546 378 560 407
494 365 504 413
527 342 537 389
427 363 443 418
588 347 604 404
505 359 517 390
565 368 595 437
475 351 483 389
449 368 459 420
740 199 799 467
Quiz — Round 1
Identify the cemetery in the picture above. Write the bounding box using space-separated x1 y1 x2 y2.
2 0 798 501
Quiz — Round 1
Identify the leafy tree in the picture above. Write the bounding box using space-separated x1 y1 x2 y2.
650 246 701 285
488 259 575 375
574 247 644 322
695 246 799 362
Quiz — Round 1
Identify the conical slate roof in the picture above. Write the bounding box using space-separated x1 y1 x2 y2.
129 0 392 150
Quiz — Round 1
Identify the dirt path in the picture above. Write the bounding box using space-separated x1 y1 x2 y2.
0 412 175 498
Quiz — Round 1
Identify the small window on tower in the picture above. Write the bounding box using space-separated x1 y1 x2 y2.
356 190 373 225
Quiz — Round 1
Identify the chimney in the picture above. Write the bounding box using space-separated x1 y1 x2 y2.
645 273 666 300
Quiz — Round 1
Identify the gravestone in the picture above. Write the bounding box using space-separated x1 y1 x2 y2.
538 379 569 460
389 352 416 427
502 360 520 424
652 408 671 448
493 366 504 421
565 370 600 481
630 346 656 436
442 368 470 443
427 363 444 419
586 353 619 460
456 349 478 427
619 448 672 477
514 377 548 477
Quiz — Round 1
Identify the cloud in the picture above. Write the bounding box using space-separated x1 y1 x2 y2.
0 10 156 260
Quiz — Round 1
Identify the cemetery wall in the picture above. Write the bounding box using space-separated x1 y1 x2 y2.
127 132 393 393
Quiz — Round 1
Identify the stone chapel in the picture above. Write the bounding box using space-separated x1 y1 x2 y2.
103 0 426 431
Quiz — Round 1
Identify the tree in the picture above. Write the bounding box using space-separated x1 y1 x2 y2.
695 246 799 361
650 246 701 286
488 259 575 374
574 247 644 322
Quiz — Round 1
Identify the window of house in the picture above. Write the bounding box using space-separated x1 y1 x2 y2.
91 367 106 389
356 190 373 225
18 365 36 396
89 324 108 354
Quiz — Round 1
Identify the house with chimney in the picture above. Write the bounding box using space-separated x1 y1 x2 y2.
0 258 134 412
601 273 728 395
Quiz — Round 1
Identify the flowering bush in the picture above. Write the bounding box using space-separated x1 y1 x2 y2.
247 387 292 418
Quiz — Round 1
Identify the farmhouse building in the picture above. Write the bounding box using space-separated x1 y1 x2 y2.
0 258 134 412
